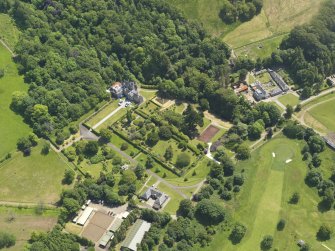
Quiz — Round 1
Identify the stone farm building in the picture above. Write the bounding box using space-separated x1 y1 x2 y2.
110 81 144 104
251 81 269 101
268 69 289 92
141 187 168 210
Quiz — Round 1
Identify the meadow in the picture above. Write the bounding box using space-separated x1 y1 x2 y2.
0 206 58 251
0 142 71 204
224 0 325 58
168 0 324 58
0 14 20 50
204 136 335 251
166 0 238 37
0 43 31 158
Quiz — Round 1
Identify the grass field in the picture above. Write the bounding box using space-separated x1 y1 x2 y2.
0 142 70 204
235 34 286 59
204 136 335 251
0 206 58 251
226 0 325 58
278 93 300 107
0 44 31 158
307 98 335 133
167 0 238 37
0 14 20 50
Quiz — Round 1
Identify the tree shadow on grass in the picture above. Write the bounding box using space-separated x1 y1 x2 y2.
317 200 332 213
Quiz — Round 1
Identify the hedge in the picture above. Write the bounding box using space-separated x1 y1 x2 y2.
140 84 158 90
110 128 182 176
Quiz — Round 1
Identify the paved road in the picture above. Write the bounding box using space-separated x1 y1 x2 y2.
92 103 125 129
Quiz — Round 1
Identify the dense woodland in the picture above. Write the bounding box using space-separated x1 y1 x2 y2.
268 1 335 98
1 0 231 137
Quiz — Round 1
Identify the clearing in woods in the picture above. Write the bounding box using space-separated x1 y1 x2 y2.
225 0 325 58
0 14 31 158
169 0 325 59
166 0 239 37
203 136 335 251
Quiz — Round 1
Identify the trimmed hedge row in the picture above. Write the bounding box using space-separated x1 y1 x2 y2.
140 84 158 90
110 128 182 176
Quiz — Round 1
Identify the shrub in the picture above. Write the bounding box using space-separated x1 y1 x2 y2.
0 231 16 249
277 219 286 231
229 223 247 244
176 153 191 168
63 169 75 184
84 141 99 156
120 142 129 151
260 235 273 250
317 224 332 241
235 144 250 160
290 192 300 204
158 126 172 140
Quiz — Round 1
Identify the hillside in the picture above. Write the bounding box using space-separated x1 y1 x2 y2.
168 0 325 58
166 0 238 37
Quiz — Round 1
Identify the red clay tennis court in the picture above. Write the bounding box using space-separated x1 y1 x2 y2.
198 125 220 143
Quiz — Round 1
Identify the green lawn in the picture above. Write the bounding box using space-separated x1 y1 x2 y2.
97 108 128 130
136 153 179 180
158 182 185 215
0 44 31 158
166 157 211 187
257 72 272 83
0 14 20 50
0 142 70 204
139 100 161 115
302 92 335 109
86 100 119 127
152 139 197 167
204 136 335 251
308 98 335 133
278 93 300 107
